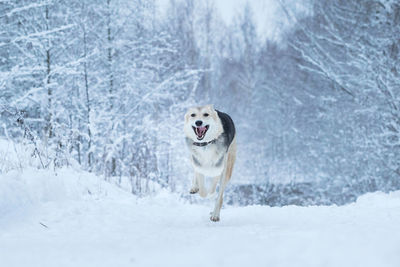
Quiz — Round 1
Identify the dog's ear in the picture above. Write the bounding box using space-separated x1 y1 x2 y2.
208 105 219 119
206 104 215 111
184 111 190 122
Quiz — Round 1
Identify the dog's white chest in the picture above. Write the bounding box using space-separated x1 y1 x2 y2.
190 145 225 177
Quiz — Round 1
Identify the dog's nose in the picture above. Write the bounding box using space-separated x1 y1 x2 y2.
195 120 203 126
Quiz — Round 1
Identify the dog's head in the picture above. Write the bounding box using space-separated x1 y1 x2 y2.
184 104 223 142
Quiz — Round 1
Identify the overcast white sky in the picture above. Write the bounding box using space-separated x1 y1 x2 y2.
217 0 281 40
156 0 312 42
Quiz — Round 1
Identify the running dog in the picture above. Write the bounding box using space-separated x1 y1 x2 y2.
184 105 236 222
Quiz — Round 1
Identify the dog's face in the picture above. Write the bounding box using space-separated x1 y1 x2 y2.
184 105 223 142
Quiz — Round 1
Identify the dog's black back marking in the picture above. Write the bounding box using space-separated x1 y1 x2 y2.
216 110 235 148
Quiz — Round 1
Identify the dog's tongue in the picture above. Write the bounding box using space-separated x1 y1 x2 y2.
196 126 207 137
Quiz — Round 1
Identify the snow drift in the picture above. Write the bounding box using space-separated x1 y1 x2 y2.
1 166 400 267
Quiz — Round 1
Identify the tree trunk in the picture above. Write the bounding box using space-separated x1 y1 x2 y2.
82 22 93 168
45 6 52 139
107 0 113 101
107 0 116 176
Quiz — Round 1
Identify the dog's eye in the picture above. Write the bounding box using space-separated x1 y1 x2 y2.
191 113 196 117
203 113 209 117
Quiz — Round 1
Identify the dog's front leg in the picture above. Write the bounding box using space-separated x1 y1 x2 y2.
210 170 227 222
190 173 199 194
207 176 220 198
191 172 207 197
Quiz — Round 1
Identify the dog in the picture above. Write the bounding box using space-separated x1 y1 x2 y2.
184 105 236 222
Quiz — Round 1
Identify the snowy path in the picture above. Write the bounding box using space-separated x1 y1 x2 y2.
1 169 400 267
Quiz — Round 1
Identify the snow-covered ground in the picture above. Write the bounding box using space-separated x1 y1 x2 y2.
1 168 400 267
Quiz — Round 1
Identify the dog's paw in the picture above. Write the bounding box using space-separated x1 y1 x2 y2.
190 188 199 194
209 213 220 222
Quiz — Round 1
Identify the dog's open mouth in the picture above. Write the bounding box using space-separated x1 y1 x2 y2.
192 125 209 140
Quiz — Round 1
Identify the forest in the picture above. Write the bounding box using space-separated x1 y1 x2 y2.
1 0 399 206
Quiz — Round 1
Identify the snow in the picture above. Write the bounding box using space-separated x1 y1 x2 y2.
1 168 400 267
